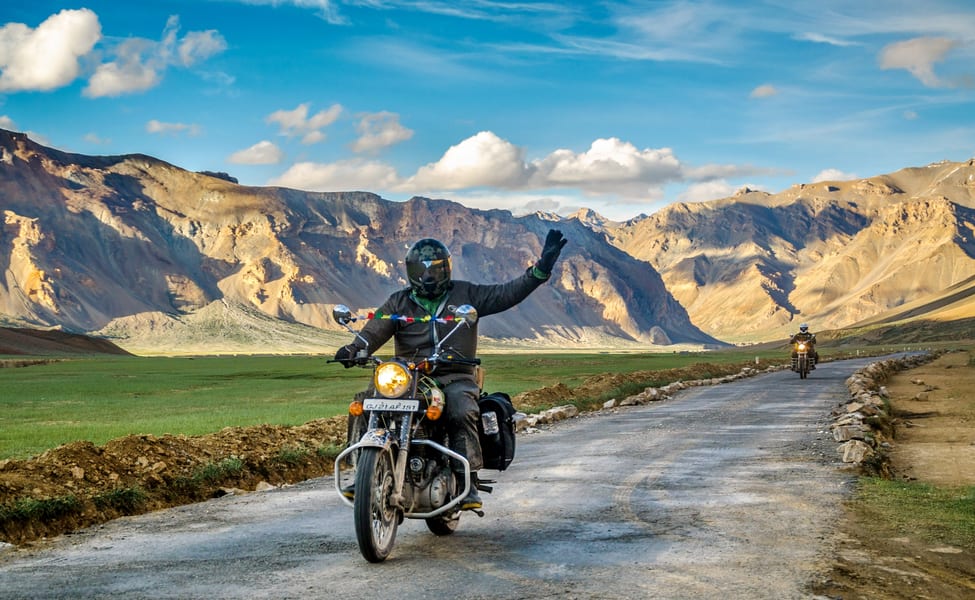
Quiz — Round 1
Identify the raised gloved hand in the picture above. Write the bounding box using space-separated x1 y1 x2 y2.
333 344 358 368
536 229 567 275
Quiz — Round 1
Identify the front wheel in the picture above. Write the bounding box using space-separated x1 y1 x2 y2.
426 511 461 536
353 447 399 562
798 356 808 379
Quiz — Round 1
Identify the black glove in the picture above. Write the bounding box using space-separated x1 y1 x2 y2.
536 229 567 275
333 344 358 368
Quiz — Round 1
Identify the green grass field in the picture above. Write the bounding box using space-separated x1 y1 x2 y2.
854 478 975 549
3 343 971 554
0 341 926 461
0 348 800 460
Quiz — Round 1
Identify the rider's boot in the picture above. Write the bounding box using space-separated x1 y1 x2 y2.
457 472 482 511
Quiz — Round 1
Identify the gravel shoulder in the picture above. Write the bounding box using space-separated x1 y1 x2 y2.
810 350 975 600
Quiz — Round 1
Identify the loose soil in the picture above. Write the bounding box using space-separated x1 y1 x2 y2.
811 350 975 600
0 418 350 545
1 353 973 599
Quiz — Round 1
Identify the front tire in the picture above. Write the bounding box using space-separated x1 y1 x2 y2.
798 356 808 379
426 511 461 536
353 447 398 562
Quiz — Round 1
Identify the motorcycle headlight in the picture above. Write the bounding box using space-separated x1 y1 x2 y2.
798 342 807 351
374 362 412 398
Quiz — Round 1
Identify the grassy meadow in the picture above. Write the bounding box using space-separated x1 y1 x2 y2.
0 348 802 461
0 341 941 462
2 341 972 556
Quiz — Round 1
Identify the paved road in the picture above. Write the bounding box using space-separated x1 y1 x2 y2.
0 357 884 599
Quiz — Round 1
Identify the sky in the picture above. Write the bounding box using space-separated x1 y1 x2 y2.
1 1 974 222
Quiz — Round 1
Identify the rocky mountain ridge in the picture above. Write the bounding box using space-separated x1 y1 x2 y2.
606 160 975 341
3 127 974 352
0 129 716 354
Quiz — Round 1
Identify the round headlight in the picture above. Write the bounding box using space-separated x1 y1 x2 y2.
374 362 412 398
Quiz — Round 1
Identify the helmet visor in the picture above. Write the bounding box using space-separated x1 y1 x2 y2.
407 258 451 298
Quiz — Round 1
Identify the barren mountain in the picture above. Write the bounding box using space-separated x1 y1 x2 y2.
4 127 973 351
0 129 716 353
606 160 975 341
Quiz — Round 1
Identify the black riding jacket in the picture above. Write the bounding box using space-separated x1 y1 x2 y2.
790 331 816 345
349 268 548 372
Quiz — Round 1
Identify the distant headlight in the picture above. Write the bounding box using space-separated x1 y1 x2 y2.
797 342 807 351
374 362 412 398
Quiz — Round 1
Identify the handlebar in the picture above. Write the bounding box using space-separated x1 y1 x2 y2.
327 355 481 368
440 356 481 367
330 304 481 370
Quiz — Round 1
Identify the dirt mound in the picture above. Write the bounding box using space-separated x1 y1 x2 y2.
0 327 131 357
0 417 348 544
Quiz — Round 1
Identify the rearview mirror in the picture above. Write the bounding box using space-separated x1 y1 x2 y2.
454 304 478 325
332 304 353 325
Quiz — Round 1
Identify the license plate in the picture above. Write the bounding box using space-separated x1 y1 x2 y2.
363 398 420 412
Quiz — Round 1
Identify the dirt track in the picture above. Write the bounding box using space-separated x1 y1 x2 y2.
1 352 972 598
0 356 882 599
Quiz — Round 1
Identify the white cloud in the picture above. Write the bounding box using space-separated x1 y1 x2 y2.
83 15 227 98
83 132 110 145
531 137 683 196
404 131 533 191
879 36 958 87
177 30 227 66
750 84 778 98
402 133 690 199
228 140 284 164
352 112 413 153
86 38 161 97
266 103 342 144
238 0 346 24
301 130 326 145
0 9 101 92
812 168 857 183
269 158 400 191
270 131 770 220
794 32 858 47
676 180 736 203
146 119 201 136
0 115 16 130
444 191 577 216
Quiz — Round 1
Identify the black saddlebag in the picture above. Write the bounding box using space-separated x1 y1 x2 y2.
477 392 517 471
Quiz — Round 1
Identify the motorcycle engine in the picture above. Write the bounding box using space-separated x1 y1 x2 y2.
407 457 451 510
427 470 450 506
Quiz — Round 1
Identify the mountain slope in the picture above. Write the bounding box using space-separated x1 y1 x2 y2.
606 160 975 341
0 129 717 352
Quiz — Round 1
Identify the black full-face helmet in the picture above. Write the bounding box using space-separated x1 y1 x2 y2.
405 238 452 299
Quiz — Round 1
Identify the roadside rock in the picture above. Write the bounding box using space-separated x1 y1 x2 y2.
831 351 942 473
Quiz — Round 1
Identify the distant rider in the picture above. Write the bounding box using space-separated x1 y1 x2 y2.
333 230 567 511
789 323 819 369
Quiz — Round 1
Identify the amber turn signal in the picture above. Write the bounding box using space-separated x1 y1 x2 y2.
349 400 364 416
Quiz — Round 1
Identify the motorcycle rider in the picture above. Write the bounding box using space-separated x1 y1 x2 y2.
789 323 819 370
333 229 568 511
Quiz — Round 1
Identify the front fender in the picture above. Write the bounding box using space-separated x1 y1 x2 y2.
333 429 398 507
356 429 396 450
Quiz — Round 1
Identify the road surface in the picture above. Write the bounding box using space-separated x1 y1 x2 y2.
0 357 882 599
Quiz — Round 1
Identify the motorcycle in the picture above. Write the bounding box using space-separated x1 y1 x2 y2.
792 341 811 379
328 303 516 563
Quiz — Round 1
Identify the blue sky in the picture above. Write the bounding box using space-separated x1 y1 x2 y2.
2 1 974 222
